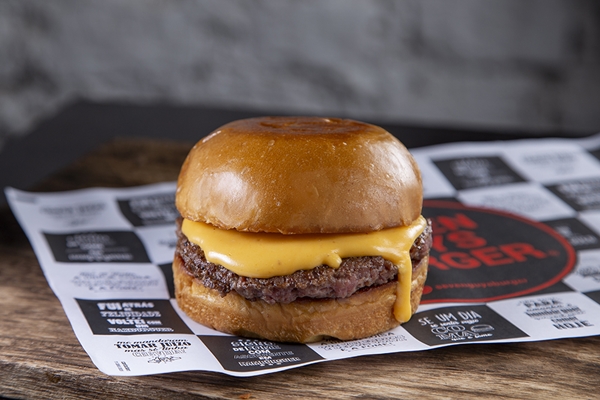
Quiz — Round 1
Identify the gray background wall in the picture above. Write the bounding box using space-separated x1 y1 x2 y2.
1 0 599 152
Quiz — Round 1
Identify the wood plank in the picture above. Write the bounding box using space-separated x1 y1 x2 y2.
1 138 599 399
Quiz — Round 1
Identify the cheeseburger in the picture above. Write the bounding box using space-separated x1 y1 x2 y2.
173 116 431 343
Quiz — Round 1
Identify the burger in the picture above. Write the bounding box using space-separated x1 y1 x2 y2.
173 116 431 343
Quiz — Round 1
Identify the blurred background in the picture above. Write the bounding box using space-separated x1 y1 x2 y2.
1 0 600 153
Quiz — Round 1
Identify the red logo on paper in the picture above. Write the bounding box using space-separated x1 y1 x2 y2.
421 201 576 304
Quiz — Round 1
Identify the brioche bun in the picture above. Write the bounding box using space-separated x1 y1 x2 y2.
176 116 422 234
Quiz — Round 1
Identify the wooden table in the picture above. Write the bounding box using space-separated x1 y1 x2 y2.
2 107 599 399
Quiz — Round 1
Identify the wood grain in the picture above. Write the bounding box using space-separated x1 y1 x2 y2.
1 138 599 399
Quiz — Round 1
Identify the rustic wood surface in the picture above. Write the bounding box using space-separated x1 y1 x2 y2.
1 138 599 400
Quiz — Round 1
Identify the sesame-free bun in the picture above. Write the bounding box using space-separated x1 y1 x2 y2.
176 116 422 234
173 254 429 343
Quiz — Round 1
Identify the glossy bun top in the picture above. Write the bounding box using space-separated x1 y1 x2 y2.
176 116 423 234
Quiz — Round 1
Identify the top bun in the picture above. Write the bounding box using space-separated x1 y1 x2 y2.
176 116 422 234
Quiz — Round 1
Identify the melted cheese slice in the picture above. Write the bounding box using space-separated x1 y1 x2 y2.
182 215 427 322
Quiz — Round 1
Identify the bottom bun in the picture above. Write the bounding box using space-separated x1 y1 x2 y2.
173 255 428 343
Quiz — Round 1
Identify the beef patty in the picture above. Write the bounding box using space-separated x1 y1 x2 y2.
175 219 432 304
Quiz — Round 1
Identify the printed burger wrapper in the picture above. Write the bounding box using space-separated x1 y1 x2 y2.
6 134 600 377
